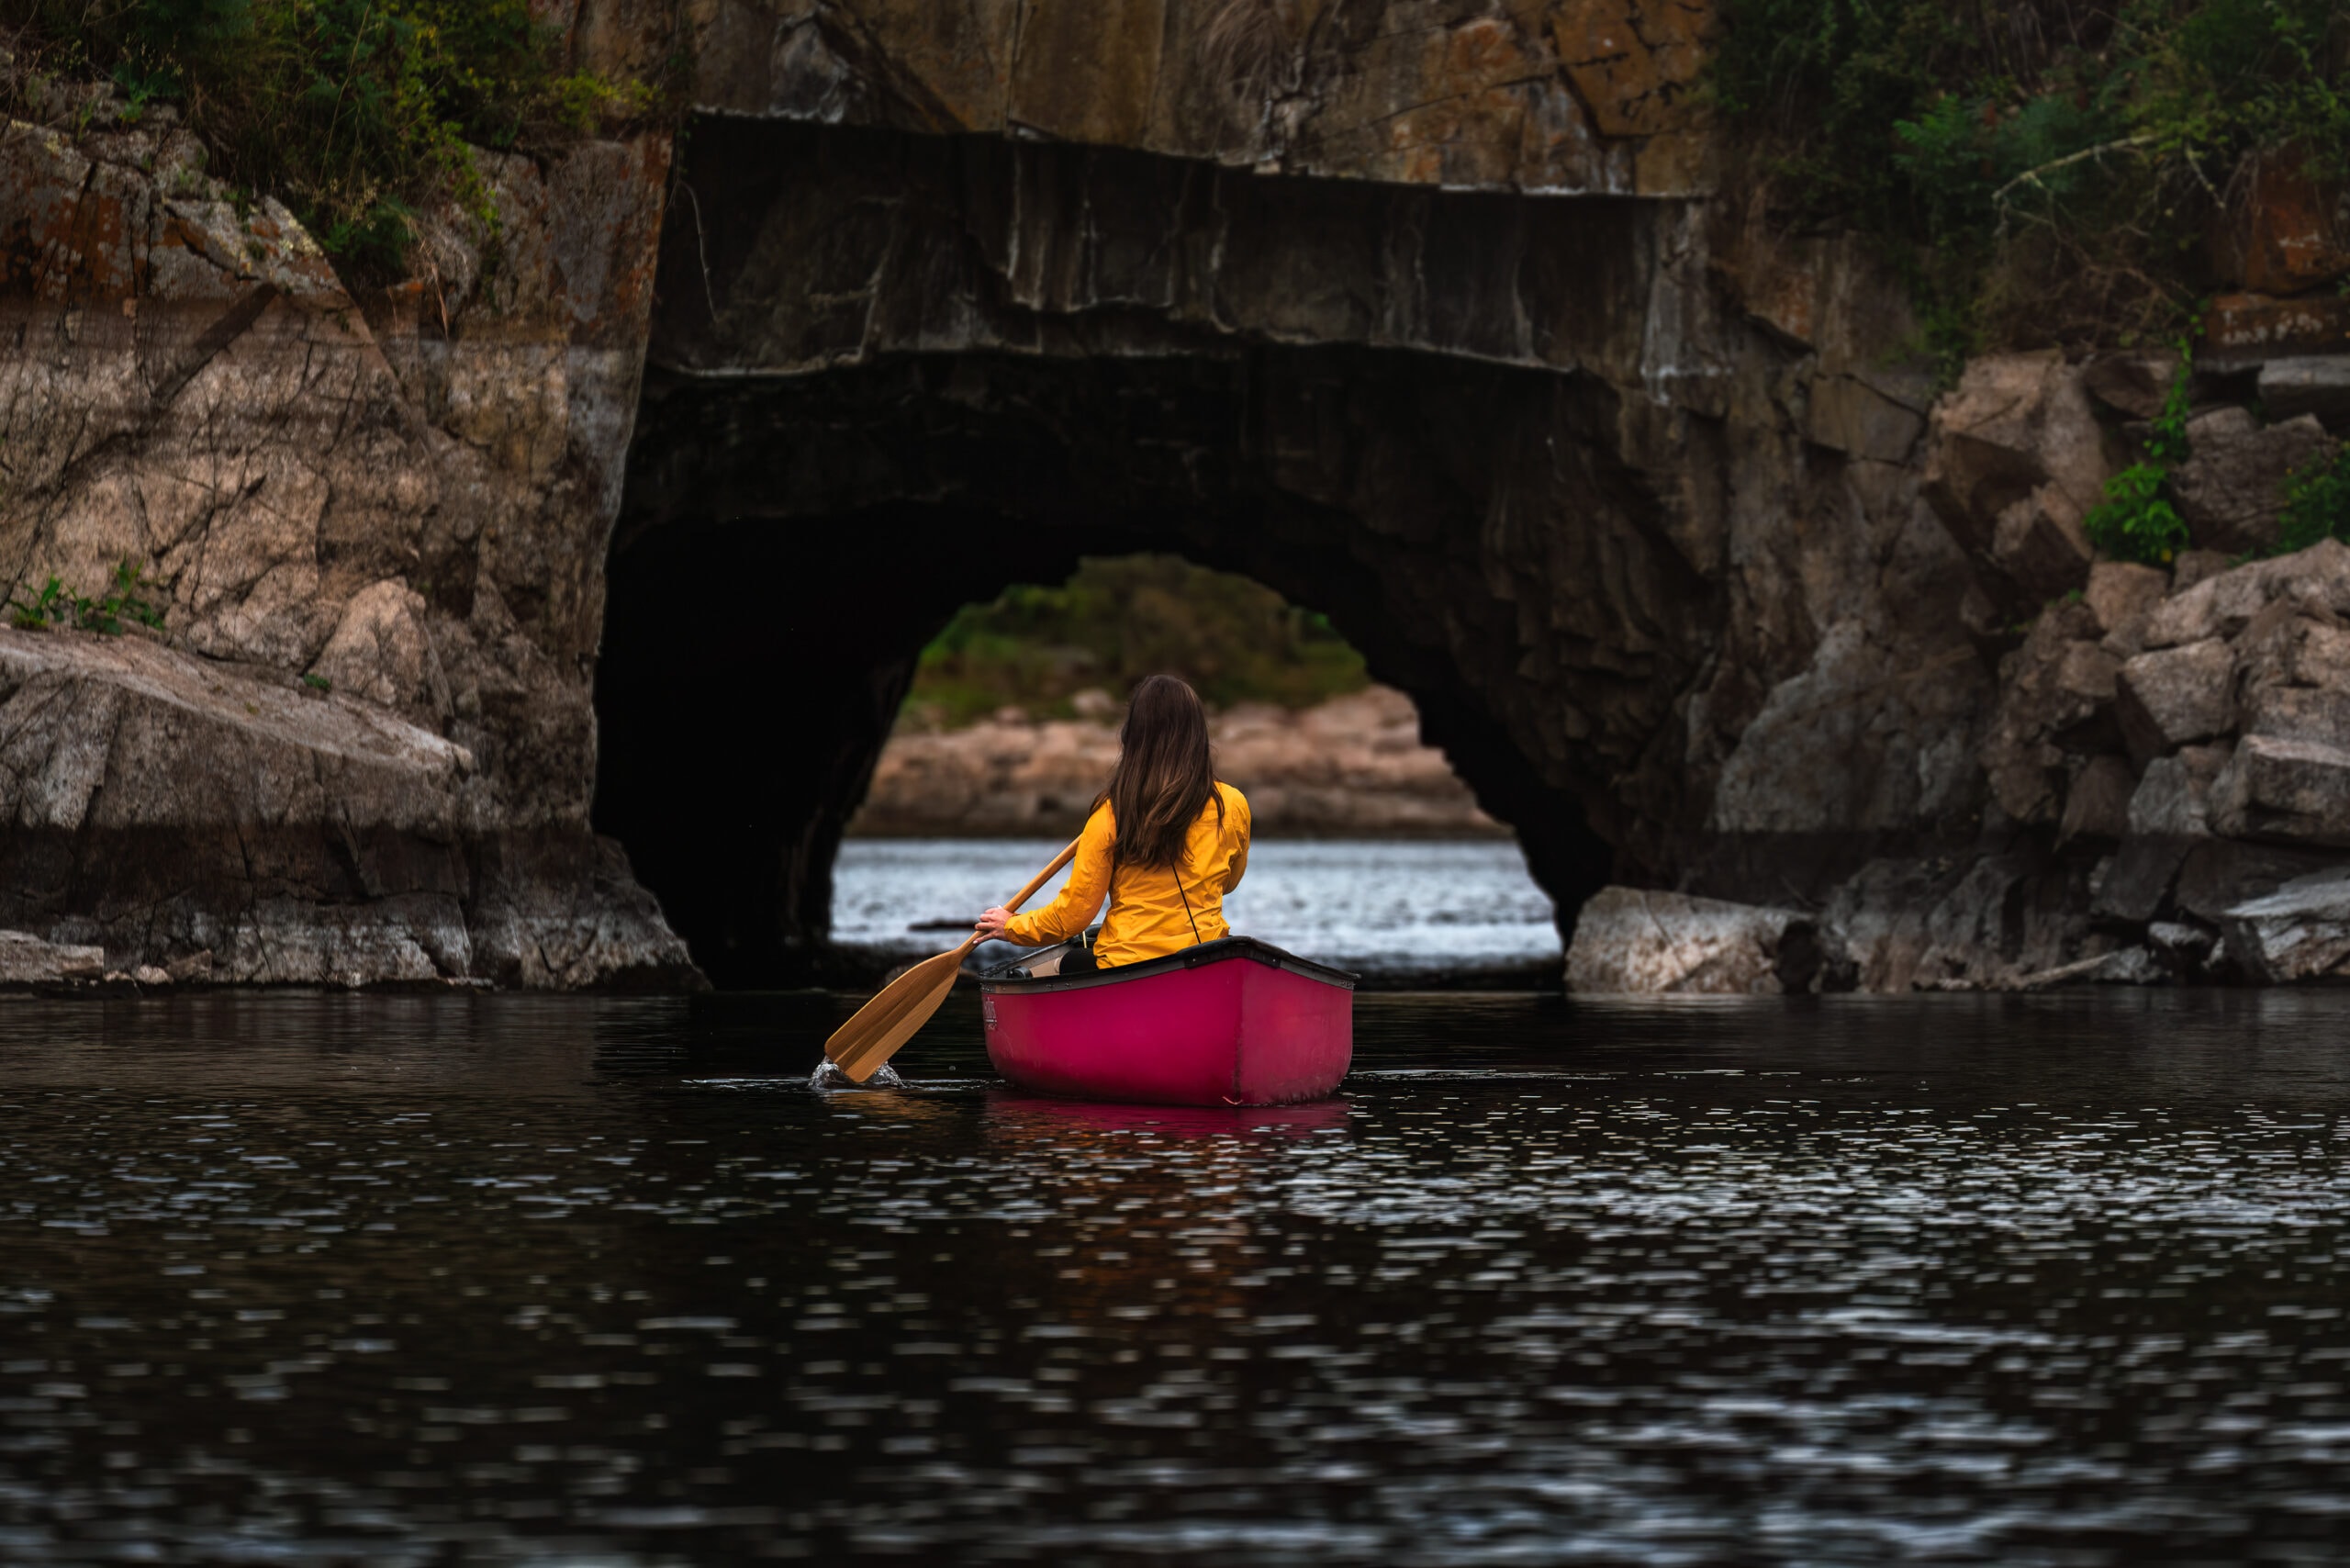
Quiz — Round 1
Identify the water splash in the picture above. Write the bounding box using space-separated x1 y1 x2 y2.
809 1058 904 1091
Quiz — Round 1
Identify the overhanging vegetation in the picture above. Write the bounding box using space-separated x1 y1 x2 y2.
1713 0 2350 364
0 0 666 275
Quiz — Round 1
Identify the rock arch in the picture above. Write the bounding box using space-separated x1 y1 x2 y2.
592 121 1733 984
598 346 1674 984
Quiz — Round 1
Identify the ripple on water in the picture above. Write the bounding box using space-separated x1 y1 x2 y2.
3 992 2350 1562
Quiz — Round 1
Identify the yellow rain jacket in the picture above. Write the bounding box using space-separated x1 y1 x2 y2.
1004 782 1251 968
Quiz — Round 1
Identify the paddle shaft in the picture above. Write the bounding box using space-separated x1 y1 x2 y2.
824 838 1080 1076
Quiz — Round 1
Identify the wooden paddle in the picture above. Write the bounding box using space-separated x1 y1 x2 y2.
823 839 1080 1083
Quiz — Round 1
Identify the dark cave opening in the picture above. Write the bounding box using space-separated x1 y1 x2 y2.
594 347 1667 988
594 504 1605 989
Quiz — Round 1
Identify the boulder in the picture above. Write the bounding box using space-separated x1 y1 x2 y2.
0 930 106 985
2210 733 2350 846
0 625 474 838
2114 639 2235 767
2242 684 2350 753
1922 353 2109 610
2091 835 2194 924
2168 410 2338 554
2086 561 2168 648
1979 605 2121 824
2174 838 2340 924
2128 743 2233 836
2173 551 2234 592
2082 350 2183 421
1565 888 1809 995
2144 539 2350 647
1988 486 2097 602
2236 600 2350 689
2219 868 2350 983
2058 755 2135 844
2258 358 2350 433
0 626 695 989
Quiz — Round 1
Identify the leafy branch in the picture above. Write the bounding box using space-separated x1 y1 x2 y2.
2082 341 2195 567
1991 133 2159 234
1712 0 2350 353
0 0 672 276
7 562 169 635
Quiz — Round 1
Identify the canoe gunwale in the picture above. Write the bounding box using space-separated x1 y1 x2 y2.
979 935 1358 996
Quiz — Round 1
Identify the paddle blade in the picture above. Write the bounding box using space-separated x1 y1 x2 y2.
825 943 970 1083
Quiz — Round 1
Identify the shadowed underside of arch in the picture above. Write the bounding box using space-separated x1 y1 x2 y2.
591 114 1977 988
597 343 1695 985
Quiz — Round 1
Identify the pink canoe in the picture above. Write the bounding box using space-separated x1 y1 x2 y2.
980 937 1355 1107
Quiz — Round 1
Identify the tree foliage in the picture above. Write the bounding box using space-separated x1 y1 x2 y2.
1712 0 2350 358
906 556 1370 729
0 0 661 274
2083 342 2194 565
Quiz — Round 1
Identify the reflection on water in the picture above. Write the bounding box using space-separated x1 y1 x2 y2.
832 838 1561 979
6 991 2350 1562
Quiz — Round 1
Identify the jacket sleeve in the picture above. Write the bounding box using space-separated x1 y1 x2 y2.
1219 788 1250 894
1004 806 1114 946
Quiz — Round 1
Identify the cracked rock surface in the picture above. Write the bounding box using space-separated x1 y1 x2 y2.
11 1 2350 991
0 0 700 989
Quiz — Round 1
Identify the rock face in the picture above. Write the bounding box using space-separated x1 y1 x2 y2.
1922 353 2108 612
597 8 2350 991
1546 403 2350 992
0 931 106 986
854 687 1502 838
1945 540 2350 987
0 2 700 987
2169 410 2336 554
606 88 1996 980
685 0 1715 196
2220 868 2350 983
9 1 2350 991
0 624 695 986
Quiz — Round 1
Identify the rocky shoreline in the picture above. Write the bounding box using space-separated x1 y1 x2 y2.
851 687 1504 840
1570 532 2350 993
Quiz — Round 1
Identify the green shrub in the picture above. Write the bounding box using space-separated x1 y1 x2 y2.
907 556 1370 729
0 0 662 274
2082 342 2195 566
2275 442 2350 554
8 562 168 635
2083 461 2190 565
1712 0 2350 351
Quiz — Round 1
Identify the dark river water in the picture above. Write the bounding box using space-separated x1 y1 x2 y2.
9 991 2350 1565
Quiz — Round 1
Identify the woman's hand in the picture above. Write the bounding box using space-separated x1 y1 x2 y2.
974 906 1014 942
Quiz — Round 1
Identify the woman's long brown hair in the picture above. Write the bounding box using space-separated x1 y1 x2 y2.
1102 675 1222 870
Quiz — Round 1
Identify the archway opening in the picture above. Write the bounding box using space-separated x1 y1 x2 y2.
822 554 1560 985
592 353 1631 990
595 115 1715 989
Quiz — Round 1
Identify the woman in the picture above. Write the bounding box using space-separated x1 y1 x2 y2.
975 674 1249 967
